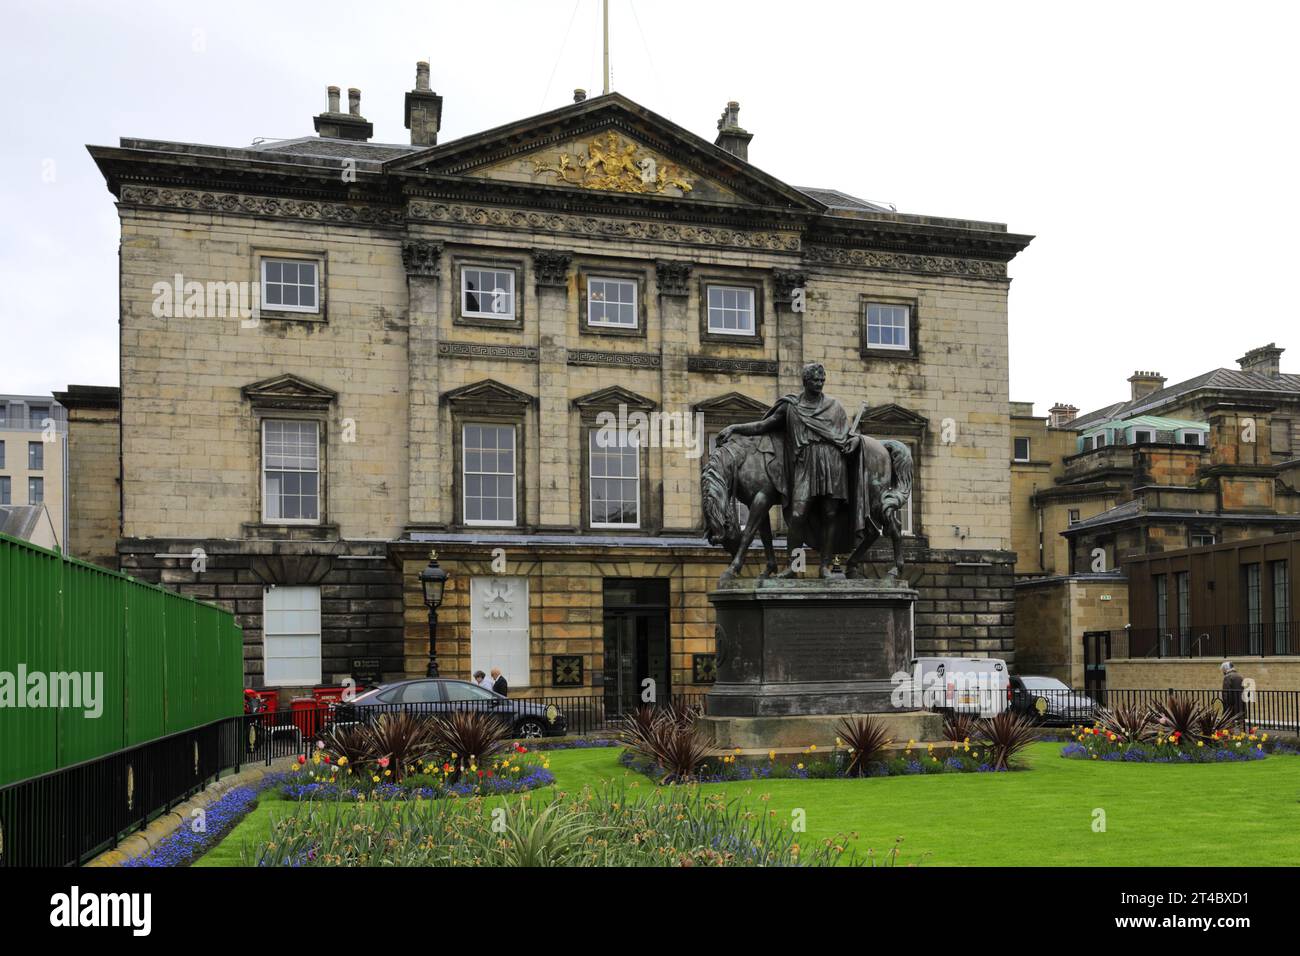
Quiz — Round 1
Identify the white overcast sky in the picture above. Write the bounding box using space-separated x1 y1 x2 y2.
2 0 1297 417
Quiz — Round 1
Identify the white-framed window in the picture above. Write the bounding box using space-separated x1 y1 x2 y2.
1191 530 1216 548
1013 437 1030 462
262 420 320 523
706 284 755 336
463 424 516 526
28 477 43 504
590 430 640 528
587 276 638 328
1093 431 1109 448
1068 509 1081 525
1131 429 1154 444
263 585 322 686
866 303 910 350
1179 430 1204 446
461 266 515 319
261 258 319 314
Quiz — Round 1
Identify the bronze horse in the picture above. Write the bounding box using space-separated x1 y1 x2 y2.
702 432 912 581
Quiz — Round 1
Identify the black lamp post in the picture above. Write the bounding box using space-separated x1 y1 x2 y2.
419 550 449 678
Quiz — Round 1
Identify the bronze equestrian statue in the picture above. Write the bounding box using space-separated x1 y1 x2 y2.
702 362 912 582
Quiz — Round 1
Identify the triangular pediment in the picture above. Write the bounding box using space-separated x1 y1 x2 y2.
387 94 819 210
241 373 336 410
572 384 657 412
856 403 929 435
693 392 770 416
440 378 535 409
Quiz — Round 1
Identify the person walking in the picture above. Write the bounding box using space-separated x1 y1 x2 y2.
491 667 509 698
1221 661 1246 731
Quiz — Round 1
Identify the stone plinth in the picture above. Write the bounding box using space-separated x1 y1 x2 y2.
706 577 918 717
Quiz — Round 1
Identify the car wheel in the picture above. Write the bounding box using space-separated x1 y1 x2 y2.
515 719 546 739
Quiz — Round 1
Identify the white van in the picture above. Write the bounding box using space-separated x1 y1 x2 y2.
910 657 1010 717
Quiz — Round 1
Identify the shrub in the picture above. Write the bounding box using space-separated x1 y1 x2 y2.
942 711 980 743
361 712 436 783
621 710 712 783
1149 695 1204 744
978 711 1039 771
321 722 375 773
1092 704 1154 744
429 710 512 780
836 715 892 777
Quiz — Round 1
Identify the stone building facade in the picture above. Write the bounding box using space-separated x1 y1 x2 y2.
1011 346 1300 686
87 68 1032 699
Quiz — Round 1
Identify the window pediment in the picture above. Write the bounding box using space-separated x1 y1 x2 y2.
241 373 337 411
440 378 536 414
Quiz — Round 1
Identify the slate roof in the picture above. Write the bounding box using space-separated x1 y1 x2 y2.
1070 368 1300 431
0 504 49 541
798 187 892 213
248 136 423 162
1079 414 1209 435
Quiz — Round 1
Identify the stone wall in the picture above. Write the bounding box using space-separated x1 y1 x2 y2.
1014 574 1128 685
1105 657 1300 693
62 403 120 569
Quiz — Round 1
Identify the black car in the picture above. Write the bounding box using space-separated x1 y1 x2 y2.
330 678 568 738
1009 675 1097 726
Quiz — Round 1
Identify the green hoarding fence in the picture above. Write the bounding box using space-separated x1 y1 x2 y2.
0 533 244 787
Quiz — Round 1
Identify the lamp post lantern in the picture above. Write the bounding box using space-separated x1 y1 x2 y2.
419 550 449 678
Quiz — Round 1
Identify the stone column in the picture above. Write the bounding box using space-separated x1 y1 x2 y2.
656 260 694 532
534 250 574 530
403 240 443 527
773 269 807 398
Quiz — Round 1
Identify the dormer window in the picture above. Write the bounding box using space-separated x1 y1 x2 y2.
1179 430 1204 446
1131 429 1154 444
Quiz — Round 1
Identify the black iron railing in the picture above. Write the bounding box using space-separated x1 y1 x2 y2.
1123 622 1299 659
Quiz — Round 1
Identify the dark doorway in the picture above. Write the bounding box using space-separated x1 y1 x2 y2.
602 579 671 716
1083 630 1111 696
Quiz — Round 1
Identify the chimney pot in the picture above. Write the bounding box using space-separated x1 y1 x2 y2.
1048 403 1079 428
714 100 753 162
348 88 361 116
314 84 372 141
573 88 587 103
1127 371 1166 402
404 62 444 147
1238 342 1284 378
327 86 340 113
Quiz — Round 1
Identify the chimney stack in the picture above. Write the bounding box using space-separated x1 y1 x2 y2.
1048 403 1079 428
1127 370 1166 402
404 60 444 147
573 88 587 103
313 84 373 141
1238 342 1284 378
714 101 753 161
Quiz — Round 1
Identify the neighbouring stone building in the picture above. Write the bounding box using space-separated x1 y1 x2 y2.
1010 345 1300 686
84 67 1032 702
0 394 68 550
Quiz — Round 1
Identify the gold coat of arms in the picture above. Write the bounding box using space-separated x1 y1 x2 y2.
533 132 693 195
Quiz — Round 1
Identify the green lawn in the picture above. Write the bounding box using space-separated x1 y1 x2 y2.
195 744 1300 867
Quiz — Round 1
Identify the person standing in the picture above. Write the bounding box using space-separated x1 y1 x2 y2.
1221 661 1246 730
491 667 509 698
473 670 493 691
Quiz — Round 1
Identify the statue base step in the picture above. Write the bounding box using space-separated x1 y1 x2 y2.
696 710 942 750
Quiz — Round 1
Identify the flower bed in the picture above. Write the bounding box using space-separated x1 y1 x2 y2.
124 773 289 867
620 738 1012 783
282 744 553 801
1062 726 1271 763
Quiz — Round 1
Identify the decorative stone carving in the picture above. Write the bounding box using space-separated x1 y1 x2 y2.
119 185 405 226
655 260 692 297
531 132 694 195
566 349 661 369
401 240 442 278
804 245 1007 280
772 269 807 302
532 249 573 288
408 201 800 252
687 356 779 377
438 342 539 363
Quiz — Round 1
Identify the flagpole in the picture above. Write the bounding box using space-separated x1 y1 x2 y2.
602 0 610 94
